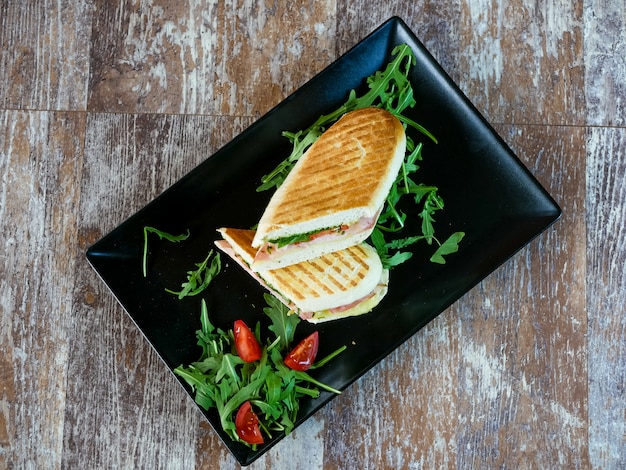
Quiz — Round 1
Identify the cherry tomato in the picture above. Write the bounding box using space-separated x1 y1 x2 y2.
235 401 264 445
233 320 262 362
284 331 319 371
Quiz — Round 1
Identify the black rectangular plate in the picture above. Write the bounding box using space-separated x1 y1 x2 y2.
86 17 561 466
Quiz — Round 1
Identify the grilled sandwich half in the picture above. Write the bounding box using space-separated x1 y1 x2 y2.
251 107 406 271
216 228 389 323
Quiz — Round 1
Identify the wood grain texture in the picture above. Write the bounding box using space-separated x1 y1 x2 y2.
2 0 626 468
323 314 460 469
584 0 626 126
335 0 585 126
0 110 86 469
457 0 585 125
322 124 590 469
0 0 92 111
335 2 464 84
88 0 336 116
586 127 626 468
466 124 588 467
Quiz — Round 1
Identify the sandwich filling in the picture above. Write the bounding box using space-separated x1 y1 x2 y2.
253 208 381 266
215 228 389 323
251 107 407 270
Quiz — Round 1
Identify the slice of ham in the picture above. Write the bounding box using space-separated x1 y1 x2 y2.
297 292 377 320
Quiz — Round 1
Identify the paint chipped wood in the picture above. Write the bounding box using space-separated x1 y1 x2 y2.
1 0 625 468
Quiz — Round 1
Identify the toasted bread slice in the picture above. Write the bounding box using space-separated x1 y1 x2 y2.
216 228 389 323
251 107 406 268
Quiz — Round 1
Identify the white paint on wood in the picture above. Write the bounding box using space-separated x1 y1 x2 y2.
0 1 91 110
586 127 626 468
0 110 85 469
584 0 626 126
1 1 625 468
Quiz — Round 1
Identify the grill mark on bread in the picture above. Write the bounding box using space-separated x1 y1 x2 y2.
269 246 372 299
296 159 386 192
346 245 370 275
217 227 386 315
296 135 397 181
317 256 359 290
275 170 396 212
299 263 335 296
275 160 391 219
309 256 344 293
274 264 333 298
326 247 368 286
258 108 404 230
271 269 310 300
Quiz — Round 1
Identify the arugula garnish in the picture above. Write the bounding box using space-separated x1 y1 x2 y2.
372 227 465 269
430 232 465 264
372 138 465 268
174 295 344 447
142 226 190 277
255 43 463 267
269 225 344 248
356 135 464 267
269 232 314 249
257 44 437 192
165 250 221 299
262 294 299 351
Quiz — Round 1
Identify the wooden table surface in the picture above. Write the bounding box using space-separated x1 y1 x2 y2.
2 1 625 468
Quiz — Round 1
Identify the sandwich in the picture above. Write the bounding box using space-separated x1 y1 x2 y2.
215 228 389 323
251 107 406 271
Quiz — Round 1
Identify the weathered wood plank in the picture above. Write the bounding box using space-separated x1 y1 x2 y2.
335 0 585 126
586 127 626 468
323 313 459 469
0 0 91 111
2 0 626 467
457 0 585 125
335 1 464 83
193 410 326 468
87 0 337 116
454 124 588 468
584 0 626 126
0 110 86 469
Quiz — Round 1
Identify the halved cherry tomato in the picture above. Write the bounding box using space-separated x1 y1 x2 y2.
233 320 262 362
284 331 319 371
235 401 264 445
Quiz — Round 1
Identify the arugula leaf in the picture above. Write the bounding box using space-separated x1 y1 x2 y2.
419 191 444 245
292 370 341 395
165 250 221 299
174 294 344 448
309 345 347 369
253 43 463 266
371 227 415 269
218 375 267 441
257 44 436 192
254 43 463 267
270 232 311 247
430 231 465 264
263 293 299 351
372 224 465 269
373 130 464 267
142 226 190 277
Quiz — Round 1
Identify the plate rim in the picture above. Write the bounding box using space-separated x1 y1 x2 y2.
86 16 561 466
